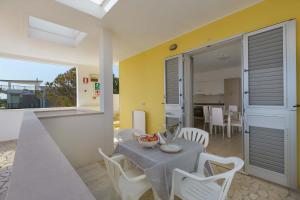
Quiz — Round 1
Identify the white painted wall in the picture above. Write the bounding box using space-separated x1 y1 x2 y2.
77 66 100 107
0 110 23 141
193 67 241 95
40 113 112 168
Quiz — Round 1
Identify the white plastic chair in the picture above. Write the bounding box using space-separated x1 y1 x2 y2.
210 107 227 138
98 148 152 200
117 128 146 142
177 128 209 148
170 153 244 200
228 105 238 113
203 106 210 131
230 112 243 134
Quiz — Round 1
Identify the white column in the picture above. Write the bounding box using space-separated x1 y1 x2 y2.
99 28 114 154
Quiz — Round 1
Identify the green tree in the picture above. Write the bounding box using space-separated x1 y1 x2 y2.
45 67 76 107
113 74 119 94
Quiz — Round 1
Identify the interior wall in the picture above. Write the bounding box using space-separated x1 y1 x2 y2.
193 67 241 105
119 0 300 186
193 67 241 96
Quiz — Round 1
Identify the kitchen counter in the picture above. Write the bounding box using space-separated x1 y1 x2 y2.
193 103 224 107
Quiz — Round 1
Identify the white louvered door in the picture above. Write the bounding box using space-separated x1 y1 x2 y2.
243 21 297 188
164 55 184 129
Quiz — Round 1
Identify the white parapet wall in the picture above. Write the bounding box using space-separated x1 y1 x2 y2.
37 110 113 168
0 109 114 168
0 110 24 141
6 111 96 200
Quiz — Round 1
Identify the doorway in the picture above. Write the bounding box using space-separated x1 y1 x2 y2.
186 39 244 159
164 20 297 188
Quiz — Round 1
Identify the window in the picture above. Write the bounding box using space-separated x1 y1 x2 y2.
0 58 76 109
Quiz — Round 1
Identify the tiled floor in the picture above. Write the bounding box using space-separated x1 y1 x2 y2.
207 131 243 159
0 141 16 200
1 140 300 200
76 161 300 200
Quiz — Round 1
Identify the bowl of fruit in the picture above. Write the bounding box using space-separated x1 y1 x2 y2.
138 134 159 148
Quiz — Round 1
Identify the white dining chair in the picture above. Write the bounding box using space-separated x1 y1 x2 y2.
98 148 152 200
231 112 243 134
170 153 244 200
203 106 210 131
117 128 146 142
228 105 238 113
210 107 228 138
177 127 209 148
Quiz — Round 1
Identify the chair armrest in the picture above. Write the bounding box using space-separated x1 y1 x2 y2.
173 168 231 184
111 154 126 163
126 174 147 182
112 154 147 183
174 168 205 181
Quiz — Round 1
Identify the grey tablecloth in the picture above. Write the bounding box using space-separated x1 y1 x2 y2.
114 139 204 200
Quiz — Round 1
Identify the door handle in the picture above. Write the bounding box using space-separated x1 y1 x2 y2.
293 105 300 108
245 130 250 134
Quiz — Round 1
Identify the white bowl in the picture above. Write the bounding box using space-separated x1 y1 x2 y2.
138 137 158 148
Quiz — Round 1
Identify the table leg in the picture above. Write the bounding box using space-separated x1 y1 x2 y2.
227 114 231 138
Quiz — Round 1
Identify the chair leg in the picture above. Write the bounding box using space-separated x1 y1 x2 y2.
222 126 225 139
153 188 162 200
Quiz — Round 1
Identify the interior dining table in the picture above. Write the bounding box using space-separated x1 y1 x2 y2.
114 138 207 200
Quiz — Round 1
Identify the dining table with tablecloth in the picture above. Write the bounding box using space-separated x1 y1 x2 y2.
114 138 207 200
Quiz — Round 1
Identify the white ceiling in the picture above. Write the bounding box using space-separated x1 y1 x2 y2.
101 0 262 60
0 0 101 66
0 0 261 66
192 39 242 73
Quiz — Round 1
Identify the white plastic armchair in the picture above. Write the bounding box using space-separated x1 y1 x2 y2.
170 153 244 200
177 128 209 148
98 148 151 200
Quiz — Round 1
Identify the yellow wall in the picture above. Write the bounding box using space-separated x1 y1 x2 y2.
119 0 300 185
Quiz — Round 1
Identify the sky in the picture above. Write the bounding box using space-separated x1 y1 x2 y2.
0 58 71 85
0 58 119 85
0 58 119 99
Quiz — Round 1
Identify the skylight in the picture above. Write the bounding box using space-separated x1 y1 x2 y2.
89 0 105 5
56 0 119 19
28 16 87 47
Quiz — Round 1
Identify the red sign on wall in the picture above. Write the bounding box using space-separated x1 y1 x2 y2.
83 77 89 84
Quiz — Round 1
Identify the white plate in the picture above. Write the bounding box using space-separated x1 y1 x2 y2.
160 144 182 153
